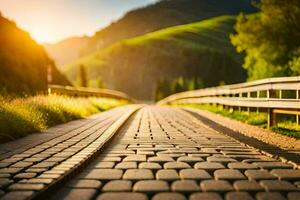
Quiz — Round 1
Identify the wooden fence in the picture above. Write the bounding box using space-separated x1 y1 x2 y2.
158 76 300 128
48 85 133 102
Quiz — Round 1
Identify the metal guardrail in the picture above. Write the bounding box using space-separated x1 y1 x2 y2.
48 85 133 102
158 76 300 128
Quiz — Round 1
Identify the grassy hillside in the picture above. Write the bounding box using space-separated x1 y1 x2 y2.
83 0 256 55
46 0 256 66
0 14 70 95
64 15 246 100
44 36 88 67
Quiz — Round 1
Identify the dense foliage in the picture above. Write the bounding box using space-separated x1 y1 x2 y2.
0 14 70 95
155 77 204 101
231 0 300 80
65 16 246 100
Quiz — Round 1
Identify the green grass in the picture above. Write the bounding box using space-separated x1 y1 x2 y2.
63 15 243 85
0 95 128 143
272 123 300 138
123 15 237 54
110 15 239 59
179 104 300 139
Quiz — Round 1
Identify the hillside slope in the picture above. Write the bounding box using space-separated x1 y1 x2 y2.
0 14 70 95
44 36 88 67
46 0 256 66
83 0 256 54
64 15 246 100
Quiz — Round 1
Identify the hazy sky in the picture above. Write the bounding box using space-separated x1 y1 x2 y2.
0 0 158 43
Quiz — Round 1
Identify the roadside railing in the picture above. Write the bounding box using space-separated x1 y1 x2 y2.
158 76 300 128
48 85 133 102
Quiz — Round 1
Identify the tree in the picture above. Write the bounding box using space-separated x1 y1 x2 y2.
231 0 300 80
172 77 186 93
78 65 87 87
155 79 171 101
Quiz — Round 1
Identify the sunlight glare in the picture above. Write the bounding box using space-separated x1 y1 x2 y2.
31 30 52 44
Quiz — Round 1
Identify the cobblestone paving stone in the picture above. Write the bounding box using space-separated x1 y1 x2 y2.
0 112 119 160
50 106 300 200
0 106 136 200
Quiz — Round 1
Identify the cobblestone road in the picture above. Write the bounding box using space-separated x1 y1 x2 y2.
1 106 300 200
0 105 138 200
53 106 300 200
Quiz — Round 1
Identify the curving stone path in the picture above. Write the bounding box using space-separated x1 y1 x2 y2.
0 106 300 200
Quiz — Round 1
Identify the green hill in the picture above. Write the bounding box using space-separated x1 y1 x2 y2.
83 0 256 55
0 14 70 95
45 0 256 66
64 15 246 100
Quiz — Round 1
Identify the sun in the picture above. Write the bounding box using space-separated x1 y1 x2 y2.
31 30 52 44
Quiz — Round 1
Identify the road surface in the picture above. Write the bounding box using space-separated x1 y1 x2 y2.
0 105 299 200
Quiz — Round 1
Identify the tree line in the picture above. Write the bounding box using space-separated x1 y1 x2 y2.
231 0 300 80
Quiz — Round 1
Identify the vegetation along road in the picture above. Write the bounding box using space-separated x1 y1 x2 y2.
0 105 299 200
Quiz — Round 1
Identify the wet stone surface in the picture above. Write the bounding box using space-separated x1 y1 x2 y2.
51 106 300 200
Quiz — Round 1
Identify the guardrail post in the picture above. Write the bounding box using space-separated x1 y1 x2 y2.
268 108 276 128
247 92 251 114
267 90 277 128
279 90 282 99
256 91 260 113
238 93 242 112
297 90 300 125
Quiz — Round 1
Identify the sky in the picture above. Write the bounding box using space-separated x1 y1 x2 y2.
0 0 158 44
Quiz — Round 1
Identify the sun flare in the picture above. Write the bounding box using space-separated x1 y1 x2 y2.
31 30 52 44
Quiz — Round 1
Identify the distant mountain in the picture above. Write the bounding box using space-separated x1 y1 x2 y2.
46 0 256 67
0 14 70 95
64 15 246 100
44 36 88 67
82 0 257 55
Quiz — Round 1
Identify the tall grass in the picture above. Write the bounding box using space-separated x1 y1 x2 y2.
179 104 300 139
0 95 128 142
